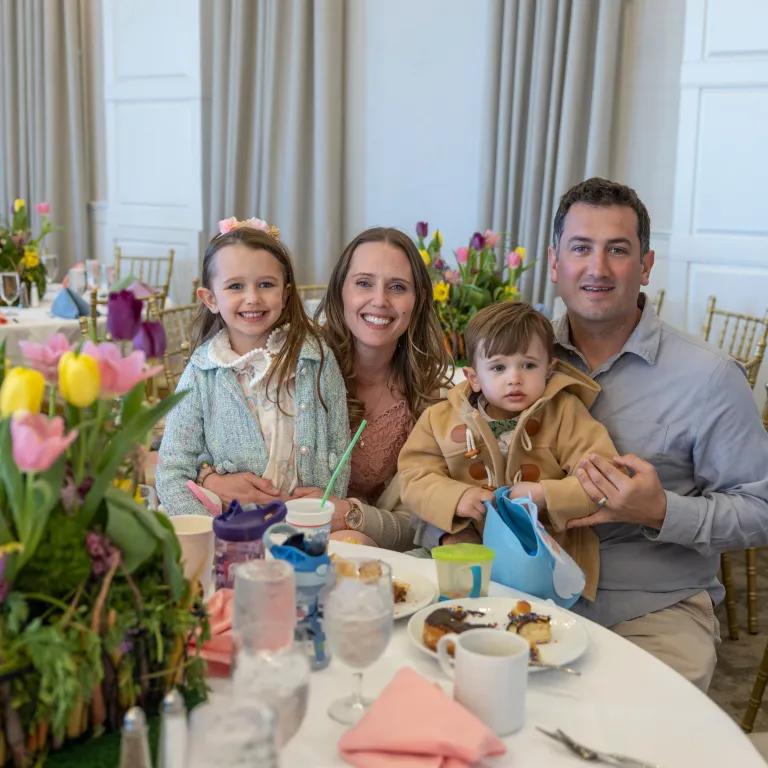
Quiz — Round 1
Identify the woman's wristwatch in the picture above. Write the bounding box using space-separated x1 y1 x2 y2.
343 499 364 530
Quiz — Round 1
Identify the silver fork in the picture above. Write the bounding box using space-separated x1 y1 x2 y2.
537 727 665 768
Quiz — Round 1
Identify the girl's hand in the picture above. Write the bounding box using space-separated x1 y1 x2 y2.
203 472 282 507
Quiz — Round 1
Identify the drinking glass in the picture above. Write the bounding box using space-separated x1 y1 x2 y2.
0 272 21 315
86 259 100 290
232 559 296 633
42 253 59 289
100 264 116 293
325 559 394 724
232 621 310 746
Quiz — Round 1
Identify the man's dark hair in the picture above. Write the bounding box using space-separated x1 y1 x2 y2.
552 177 651 256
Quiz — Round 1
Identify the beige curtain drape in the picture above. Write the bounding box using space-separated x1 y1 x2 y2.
481 0 624 307
0 0 101 270
207 0 345 283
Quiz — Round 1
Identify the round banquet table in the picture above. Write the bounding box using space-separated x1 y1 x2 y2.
249 541 764 768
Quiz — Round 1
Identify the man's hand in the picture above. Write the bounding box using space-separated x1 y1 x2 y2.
508 481 545 508
568 453 667 530
456 487 494 521
203 472 283 507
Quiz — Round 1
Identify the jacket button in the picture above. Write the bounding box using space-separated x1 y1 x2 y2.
299 402 308 411
300 445 309 455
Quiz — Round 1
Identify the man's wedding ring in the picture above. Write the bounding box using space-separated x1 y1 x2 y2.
597 496 608 508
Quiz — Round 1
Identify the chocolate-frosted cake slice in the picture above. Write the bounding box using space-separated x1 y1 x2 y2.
422 606 495 652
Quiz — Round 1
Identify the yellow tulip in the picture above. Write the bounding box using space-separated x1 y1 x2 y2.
22 247 39 269
433 281 450 302
502 285 519 301
515 246 526 262
431 230 443 248
420 249 431 266
115 478 143 503
59 352 101 408
13 199 25 213
0 367 45 417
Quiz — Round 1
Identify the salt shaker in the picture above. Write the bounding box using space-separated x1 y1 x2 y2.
119 706 152 768
159 688 187 768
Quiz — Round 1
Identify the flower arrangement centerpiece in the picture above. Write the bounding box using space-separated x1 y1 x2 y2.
415 222 533 361
0 295 208 765
0 200 58 303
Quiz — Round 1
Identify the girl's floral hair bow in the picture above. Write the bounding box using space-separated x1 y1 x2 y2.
217 216 280 239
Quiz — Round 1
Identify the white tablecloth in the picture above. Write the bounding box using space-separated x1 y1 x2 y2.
0 284 106 364
256 542 763 767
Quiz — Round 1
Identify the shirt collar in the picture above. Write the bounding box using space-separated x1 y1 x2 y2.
553 292 661 367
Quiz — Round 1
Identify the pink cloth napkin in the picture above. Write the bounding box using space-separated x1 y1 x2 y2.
338 667 507 768
190 588 233 677
127 280 157 298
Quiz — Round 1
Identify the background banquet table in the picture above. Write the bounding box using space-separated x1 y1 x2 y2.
264 541 764 767
0 284 106 363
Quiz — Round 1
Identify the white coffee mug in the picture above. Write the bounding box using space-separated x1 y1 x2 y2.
170 515 215 597
284 498 333 545
437 628 529 736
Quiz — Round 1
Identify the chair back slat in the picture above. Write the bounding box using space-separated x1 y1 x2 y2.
153 299 199 394
115 246 175 307
701 296 768 389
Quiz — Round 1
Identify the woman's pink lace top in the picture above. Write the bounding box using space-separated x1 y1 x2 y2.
348 400 412 503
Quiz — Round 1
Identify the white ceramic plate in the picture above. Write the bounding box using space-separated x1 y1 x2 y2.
406 596 588 671
391 569 437 620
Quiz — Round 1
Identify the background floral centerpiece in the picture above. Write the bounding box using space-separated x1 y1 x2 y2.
0 297 208 765
0 199 57 303
415 222 533 361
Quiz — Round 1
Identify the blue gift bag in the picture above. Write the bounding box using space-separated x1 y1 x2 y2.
482 487 585 609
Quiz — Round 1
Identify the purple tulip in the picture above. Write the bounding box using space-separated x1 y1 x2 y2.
107 290 143 340
470 232 486 251
132 321 167 359
416 221 429 238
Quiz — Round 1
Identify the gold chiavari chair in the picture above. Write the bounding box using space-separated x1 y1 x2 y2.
702 296 768 640
152 291 199 395
115 246 175 309
296 284 327 302
743 644 768 734
651 288 665 316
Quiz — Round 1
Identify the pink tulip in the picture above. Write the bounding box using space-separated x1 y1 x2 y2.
18 333 72 383
83 341 163 397
11 413 77 473
218 216 239 234
506 251 522 269
444 270 462 285
35 202 50 215
456 247 469 264
485 230 501 248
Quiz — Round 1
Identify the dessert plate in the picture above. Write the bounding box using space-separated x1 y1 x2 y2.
406 596 588 671
390 568 437 620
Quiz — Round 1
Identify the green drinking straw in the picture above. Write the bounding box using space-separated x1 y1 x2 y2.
322 419 367 506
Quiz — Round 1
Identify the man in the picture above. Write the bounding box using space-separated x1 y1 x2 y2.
545 177 768 691
418 177 768 691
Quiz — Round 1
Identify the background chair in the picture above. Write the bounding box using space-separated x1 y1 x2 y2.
152 285 199 395
115 246 175 308
702 296 768 639
79 291 158 342
651 288 665 316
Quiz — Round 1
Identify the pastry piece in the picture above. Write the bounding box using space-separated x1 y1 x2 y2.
507 600 552 645
393 579 409 604
422 606 495 652
331 556 383 582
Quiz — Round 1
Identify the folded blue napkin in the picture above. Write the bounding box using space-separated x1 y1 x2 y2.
50 287 90 319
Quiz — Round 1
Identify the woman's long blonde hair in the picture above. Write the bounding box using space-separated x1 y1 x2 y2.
317 227 451 426
191 227 326 408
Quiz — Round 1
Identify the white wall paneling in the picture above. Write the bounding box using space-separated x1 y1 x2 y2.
102 0 209 304
670 0 768 406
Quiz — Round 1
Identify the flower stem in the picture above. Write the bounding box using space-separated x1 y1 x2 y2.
48 384 55 417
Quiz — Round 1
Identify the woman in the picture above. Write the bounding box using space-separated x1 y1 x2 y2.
313 227 452 549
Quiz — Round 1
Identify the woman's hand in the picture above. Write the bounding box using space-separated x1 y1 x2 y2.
203 472 282 507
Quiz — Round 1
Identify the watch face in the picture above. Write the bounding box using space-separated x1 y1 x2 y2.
346 507 363 530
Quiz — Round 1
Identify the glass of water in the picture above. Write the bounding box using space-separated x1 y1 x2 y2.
42 253 59 288
232 622 310 747
325 559 394 724
0 272 21 314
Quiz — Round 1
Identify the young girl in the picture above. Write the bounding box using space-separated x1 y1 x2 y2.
156 218 350 516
